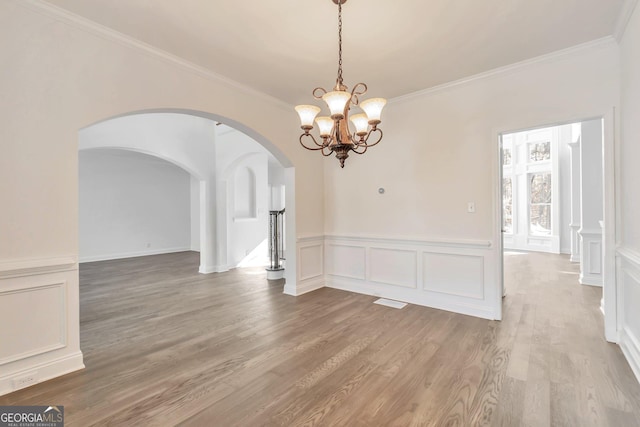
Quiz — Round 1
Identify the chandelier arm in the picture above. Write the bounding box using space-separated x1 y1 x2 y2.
321 146 333 156
349 83 368 106
351 144 368 155
361 128 384 147
313 87 328 100
351 83 368 97
299 133 327 151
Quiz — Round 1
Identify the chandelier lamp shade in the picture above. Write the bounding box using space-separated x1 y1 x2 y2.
295 0 387 168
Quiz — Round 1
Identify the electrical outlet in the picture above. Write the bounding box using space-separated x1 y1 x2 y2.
13 372 38 390
467 202 476 213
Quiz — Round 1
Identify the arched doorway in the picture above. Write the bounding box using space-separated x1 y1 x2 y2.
78 110 296 287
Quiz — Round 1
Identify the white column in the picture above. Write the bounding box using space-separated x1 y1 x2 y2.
568 139 581 262
215 179 229 272
578 119 603 286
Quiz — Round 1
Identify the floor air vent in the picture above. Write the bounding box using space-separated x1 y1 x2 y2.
373 298 407 309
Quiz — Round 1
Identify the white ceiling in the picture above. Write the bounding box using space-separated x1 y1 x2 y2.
45 0 626 105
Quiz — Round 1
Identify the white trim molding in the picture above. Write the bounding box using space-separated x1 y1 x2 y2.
324 234 498 320
0 352 84 396
614 0 640 41
389 37 617 105
80 247 192 264
323 233 491 249
198 264 230 274
569 223 581 262
0 256 77 279
617 246 640 384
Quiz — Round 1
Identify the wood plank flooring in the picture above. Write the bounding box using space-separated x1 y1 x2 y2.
1 251 639 426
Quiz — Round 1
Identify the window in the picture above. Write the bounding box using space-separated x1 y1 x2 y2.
529 173 551 236
503 147 512 166
503 178 513 234
529 141 550 162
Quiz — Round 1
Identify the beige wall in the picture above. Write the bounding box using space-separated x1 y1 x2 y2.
0 0 324 393
621 4 640 251
322 38 619 322
0 0 325 262
618 2 640 383
324 40 619 240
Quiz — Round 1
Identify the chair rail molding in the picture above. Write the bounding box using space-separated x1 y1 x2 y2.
0 256 77 279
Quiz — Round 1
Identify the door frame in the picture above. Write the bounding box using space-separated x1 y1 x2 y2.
493 109 618 342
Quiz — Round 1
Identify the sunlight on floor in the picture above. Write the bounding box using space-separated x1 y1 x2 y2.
237 239 269 269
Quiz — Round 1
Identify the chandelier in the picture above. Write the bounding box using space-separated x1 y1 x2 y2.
295 0 387 168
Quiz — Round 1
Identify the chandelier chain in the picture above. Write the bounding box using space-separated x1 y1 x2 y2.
337 0 343 86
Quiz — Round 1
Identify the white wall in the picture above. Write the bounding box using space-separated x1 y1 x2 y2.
79 115 280 270
618 2 640 383
216 127 281 268
227 154 269 267
79 150 191 262
190 176 200 251
323 39 619 319
0 0 323 395
79 113 222 273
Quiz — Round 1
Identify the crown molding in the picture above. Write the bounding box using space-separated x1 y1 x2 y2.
389 36 617 105
14 0 293 111
614 0 639 41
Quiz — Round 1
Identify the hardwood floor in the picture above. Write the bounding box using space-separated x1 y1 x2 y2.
1 251 639 426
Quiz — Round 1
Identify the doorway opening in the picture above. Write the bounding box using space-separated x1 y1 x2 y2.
498 117 615 338
78 111 294 284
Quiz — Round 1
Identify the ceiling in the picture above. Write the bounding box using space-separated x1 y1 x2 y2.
45 0 626 105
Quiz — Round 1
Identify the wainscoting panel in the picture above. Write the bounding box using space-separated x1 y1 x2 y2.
422 253 484 299
325 244 366 280
618 247 640 384
299 244 323 281
0 257 84 396
579 229 603 286
286 236 325 296
0 283 66 365
369 248 417 288
324 235 495 319
588 240 602 274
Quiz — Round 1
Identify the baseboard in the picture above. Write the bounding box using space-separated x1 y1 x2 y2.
80 247 192 263
620 327 640 385
579 275 603 287
0 351 84 397
326 277 495 320
199 264 229 274
283 277 324 296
